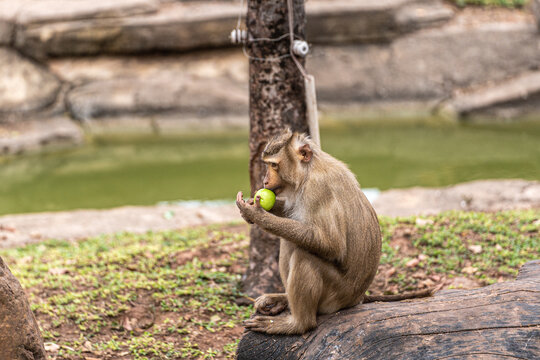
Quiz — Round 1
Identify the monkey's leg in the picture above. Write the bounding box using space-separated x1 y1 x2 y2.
254 293 288 316
245 253 322 335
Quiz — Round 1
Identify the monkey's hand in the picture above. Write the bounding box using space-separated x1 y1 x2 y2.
236 191 266 225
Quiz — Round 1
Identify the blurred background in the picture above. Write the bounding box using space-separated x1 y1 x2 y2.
1 0 540 215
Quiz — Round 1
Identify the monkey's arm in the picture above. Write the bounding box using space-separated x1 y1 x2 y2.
237 192 344 263
262 214 344 263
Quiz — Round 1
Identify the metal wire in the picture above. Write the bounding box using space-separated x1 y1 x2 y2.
287 0 308 78
235 0 306 63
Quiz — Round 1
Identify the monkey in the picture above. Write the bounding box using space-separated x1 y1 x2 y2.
236 128 435 335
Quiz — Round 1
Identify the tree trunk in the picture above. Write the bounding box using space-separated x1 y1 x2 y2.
237 260 540 360
243 0 309 298
0 257 46 360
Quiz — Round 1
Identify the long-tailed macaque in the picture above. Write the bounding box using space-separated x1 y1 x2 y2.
236 129 433 335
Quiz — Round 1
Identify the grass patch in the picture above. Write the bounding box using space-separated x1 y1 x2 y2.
1 225 251 359
0 210 538 359
376 209 539 293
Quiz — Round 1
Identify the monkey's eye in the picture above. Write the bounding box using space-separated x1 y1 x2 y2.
270 163 279 171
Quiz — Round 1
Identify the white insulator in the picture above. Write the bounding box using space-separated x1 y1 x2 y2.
240 29 247 43
292 40 309 57
230 29 247 44
230 29 239 44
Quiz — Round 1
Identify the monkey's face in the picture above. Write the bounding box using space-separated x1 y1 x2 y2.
262 130 314 196
263 157 285 195
263 145 311 195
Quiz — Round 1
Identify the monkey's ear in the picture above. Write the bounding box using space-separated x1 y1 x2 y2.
298 144 312 163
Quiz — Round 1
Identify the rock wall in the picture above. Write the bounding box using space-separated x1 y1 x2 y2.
1 0 540 153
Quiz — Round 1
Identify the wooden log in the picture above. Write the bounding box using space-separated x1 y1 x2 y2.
237 260 540 360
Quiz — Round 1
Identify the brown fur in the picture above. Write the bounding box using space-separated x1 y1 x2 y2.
237 129 427 335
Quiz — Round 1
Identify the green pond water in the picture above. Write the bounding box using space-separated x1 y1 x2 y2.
1 122 539 215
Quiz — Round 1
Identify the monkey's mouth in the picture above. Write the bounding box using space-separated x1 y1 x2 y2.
269 186 282 195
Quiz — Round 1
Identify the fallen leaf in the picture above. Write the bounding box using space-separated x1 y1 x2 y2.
462 266 478 275
468 245 483 254
83 341 92 352
44 342 60 352
406 258 420 268
48 267 69 275
415 218 434 226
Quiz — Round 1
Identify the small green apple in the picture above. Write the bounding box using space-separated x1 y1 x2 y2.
254 188 276 211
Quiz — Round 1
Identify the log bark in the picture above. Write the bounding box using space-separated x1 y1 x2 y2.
243 0 309 298
237 260 540 360
0 257 46 360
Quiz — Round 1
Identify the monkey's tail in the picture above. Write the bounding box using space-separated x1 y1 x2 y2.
363 286 441 303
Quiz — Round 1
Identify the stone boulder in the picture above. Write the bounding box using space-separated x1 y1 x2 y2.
14 0 453 58
0 47 61 116
309 22 540 104
15 1 239 59
0 117 84 155
47 51 248 131
48 50 248 84
66 73 247 122
307 0 453 44
16 0 159 25
0 256 46 360
0 0 158 47
440 71 540 120
50 14 540 124
0 2 23 45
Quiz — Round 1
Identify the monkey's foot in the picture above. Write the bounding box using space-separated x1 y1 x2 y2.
244 315 314 335
254 293 288 316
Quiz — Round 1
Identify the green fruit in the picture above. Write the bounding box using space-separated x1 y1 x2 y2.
255 188 276 211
